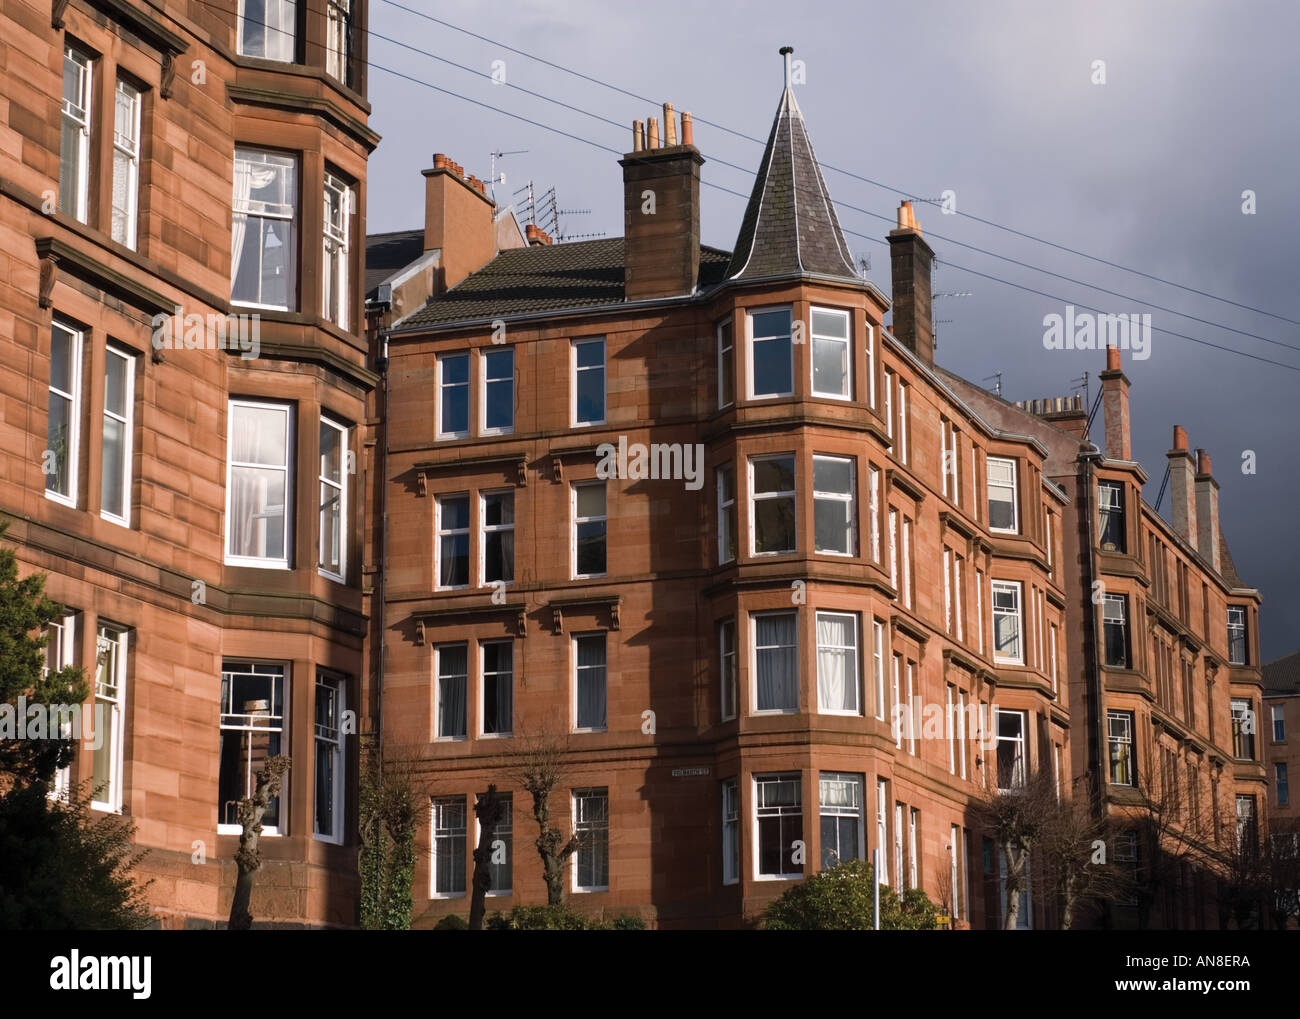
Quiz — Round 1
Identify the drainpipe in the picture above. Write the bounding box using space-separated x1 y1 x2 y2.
372 311 392 763
1079 449 1105 816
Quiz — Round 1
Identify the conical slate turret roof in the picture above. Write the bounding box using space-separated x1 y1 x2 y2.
727 51 858 282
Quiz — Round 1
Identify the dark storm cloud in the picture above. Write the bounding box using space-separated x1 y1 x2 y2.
366 0 1300 657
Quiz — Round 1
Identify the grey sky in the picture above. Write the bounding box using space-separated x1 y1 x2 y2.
365 0 1300 659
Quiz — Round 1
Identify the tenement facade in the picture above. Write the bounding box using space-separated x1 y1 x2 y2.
1 0 377 926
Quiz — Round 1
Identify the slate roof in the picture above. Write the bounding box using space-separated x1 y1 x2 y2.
1218 527 1246 588
397 239 733 329
365 229 425 300
1264 650 1300 696
726 84 857 282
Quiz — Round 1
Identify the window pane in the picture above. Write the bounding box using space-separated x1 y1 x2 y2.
232 404 288 466
484 348 514 431
437 645 468 739
101 416 126 514
756 614 798 711
482 642 513 734
576 636 607 729
229 466 287 558
483 492 515 584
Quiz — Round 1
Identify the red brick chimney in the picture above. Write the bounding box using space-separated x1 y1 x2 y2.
1099 345 1131 460
619 102 704 301
1166 425 1198 551
888 201 935 364
423 154 497 289
1194 448 1221 572
525 223 553 247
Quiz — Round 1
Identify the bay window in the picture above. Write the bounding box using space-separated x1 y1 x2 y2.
816 611 859 714
992 580 1023 665
754 612 798 713
810 307 851 399
755 773 803 879
750 454 796 555
812 455 855 555
318 417 347 580
996 709 1027 790
232 148 298 310
314 671 346 843
226 400 293 567
987 457 1018 532
218 661 284 833
748 307 793 398
819 772 864 868
238 0 298 61
322 171 352 329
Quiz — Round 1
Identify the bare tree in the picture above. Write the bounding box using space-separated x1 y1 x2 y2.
977 768 1057 930
1034 776 1126 929
228 755 290 930
469 785 505 929
1123 738 1218 929
505 717 584 906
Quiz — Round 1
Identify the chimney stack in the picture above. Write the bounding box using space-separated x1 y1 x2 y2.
423 154 497 289
620 103 704 301
888 200 935 364
1167 425 1199 552
525 223 553 246
1099 345 1131 460
1194 448 1221 572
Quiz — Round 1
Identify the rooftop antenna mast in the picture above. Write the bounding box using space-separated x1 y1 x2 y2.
982 372 1002 397
930 259 972 351
489 149 528 203
512 180 536 225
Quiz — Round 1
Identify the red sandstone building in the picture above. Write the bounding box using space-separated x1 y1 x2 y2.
378 59 1083 929
374 53 1273 930
1 0 376 926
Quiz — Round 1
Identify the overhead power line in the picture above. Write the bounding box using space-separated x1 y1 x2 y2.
202 0 1300 373
377 0 1300 330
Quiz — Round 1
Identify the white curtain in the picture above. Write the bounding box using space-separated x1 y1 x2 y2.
817 615 853 711
230 156 277 297
756 615 797 710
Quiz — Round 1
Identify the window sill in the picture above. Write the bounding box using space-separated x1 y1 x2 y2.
225 559 293 571
572 886 609 894
100 511 131 528
45 490 77 509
